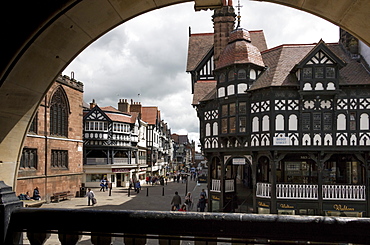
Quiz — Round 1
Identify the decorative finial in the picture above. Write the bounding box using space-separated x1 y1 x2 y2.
236 0 243 29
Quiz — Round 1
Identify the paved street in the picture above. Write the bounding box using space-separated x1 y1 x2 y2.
43 179 206 212
24 180 208 244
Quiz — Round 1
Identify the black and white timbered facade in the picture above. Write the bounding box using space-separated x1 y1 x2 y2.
83 103 141 187
188 4 370 216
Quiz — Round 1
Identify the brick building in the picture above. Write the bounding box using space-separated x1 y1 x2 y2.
16 75 84 201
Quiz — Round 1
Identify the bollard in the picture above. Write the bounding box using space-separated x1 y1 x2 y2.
128 187 130 197
146 188 149 197
162 187 165 196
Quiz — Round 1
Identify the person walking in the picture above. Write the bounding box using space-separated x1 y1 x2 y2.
185 192 193 211
86 188 96 206
100 178 106 192
135 180 141 193
171 191 181 211
197 194 207 212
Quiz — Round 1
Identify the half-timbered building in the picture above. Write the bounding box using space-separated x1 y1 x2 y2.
83 99 173 187
188 3 370 216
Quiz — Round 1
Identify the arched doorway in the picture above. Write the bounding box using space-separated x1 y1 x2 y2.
225 157 253 213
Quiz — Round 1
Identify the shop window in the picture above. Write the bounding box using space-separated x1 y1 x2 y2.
284 161 317 184
86 174 106 182
298 209 316 215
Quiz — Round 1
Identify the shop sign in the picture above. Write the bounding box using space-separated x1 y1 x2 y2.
258 201 269 208
211 195 220 201
279 203 295 209
273 136 290 146
323 203 364 212
333 204 355 211
233 158 246 165
112 168 130 173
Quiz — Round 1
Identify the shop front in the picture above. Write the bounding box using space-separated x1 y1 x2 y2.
323 202 366 217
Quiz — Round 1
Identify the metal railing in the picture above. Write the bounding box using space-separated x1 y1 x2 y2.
6 208 370 244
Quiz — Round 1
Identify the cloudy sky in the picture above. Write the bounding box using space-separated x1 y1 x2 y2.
63 0 339 150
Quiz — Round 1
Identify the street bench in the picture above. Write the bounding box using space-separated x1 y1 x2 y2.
51 191 74 202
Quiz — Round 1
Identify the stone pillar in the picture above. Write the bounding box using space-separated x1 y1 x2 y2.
0 181 23 245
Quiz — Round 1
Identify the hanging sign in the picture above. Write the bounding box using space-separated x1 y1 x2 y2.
233 158 246 165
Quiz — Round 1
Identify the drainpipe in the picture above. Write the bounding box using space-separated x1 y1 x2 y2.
44 95 48 201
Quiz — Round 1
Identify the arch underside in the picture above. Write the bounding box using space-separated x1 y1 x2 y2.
0 0 369 187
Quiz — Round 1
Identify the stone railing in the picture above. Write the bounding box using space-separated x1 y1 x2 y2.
6 208 370 244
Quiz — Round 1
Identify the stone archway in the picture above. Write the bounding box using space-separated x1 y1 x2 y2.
1 0 370 188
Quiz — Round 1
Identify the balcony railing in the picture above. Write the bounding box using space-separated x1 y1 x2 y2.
256 182 366 201
211 179 221 192
277 184 318 199
256 182 271 198
323 184 366 200
211 179 235 192
6 208 370 244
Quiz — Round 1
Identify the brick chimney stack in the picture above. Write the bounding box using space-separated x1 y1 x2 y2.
118 99 130 112
90 99 97 109
213 0 236 67
130 100 142 113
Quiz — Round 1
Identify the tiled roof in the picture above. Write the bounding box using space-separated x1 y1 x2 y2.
141 107 158 125
186 30 268 72
251 42 370 91
105 112 133 123
186 33 214 72
100 106 121 113
216 28 265 70
192 80 217 105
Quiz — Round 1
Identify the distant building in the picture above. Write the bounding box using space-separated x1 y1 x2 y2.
83 99 173 188
171 134 195 171
16 75 84 201
188 3 370 216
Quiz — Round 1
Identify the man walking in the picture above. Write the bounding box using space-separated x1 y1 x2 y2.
171 191 181 210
